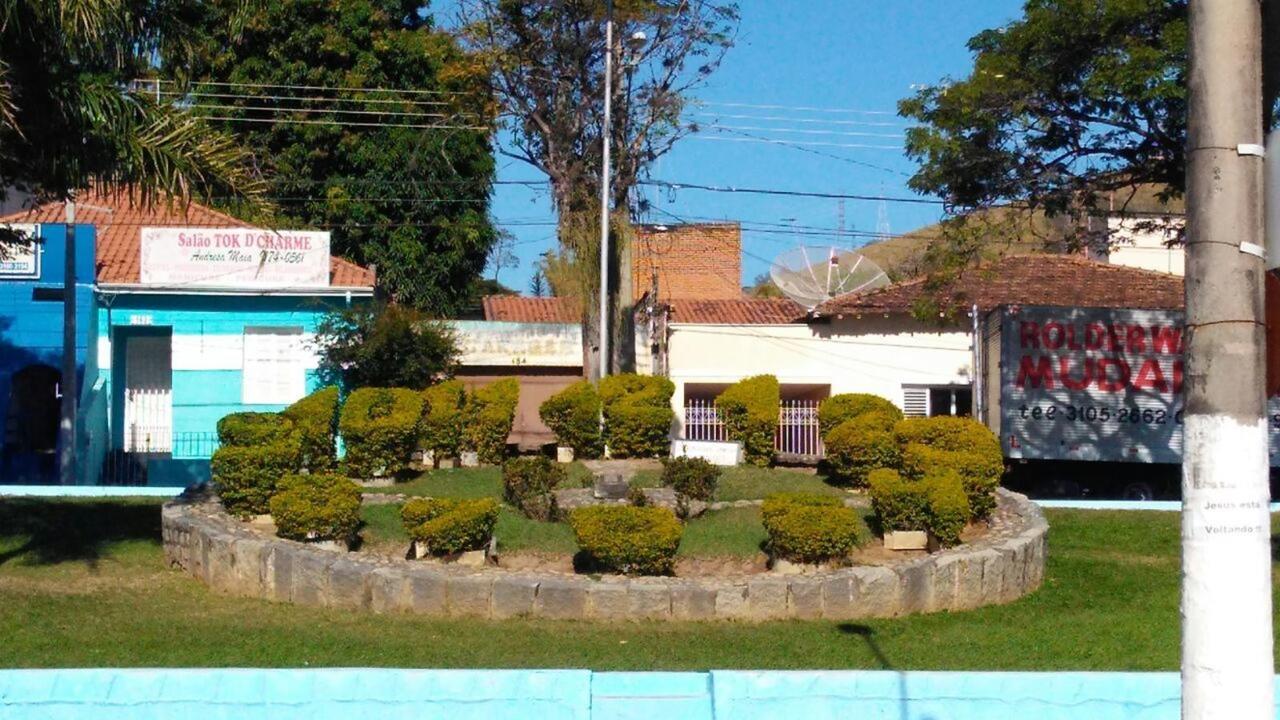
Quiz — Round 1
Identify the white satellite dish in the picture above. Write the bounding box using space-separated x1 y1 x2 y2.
769 246 891 310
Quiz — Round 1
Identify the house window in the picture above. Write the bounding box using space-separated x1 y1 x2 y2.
903 385 973 418
242 326 305 404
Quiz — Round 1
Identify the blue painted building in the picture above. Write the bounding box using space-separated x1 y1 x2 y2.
1 192 374 485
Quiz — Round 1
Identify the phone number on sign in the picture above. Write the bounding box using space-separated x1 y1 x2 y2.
1017 404 1181 425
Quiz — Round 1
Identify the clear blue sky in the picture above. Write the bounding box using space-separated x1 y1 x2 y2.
480 0 1026 292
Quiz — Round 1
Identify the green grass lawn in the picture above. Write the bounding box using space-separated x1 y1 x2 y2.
3 496 1267 670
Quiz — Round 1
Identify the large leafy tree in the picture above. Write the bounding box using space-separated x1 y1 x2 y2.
458 0 738 378
179 0 498 313
899 0 1189 258
0 0 264 205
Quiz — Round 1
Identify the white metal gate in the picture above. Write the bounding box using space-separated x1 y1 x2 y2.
123 333 173 452
681 399 824 459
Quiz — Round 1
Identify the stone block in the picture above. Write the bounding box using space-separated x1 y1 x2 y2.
369 566 411 614
670 584 717 620
327 557 372 610
954 550 996 611
783 576 824 617
817 576 852 619
535 578 588 619
746 578 790 621
928 553 963 612
626 582 672 620
979 546 1005 602
897 560 934 615
446 573 493 618
593 473 629 500
291 547 336 606
997 541 1027 602
491 575 539 619
230 536 268 597
405 567 448 614
851 565 901 618
714 584 750 620
587 581 630 620
264 542 295 603
204 530 237 591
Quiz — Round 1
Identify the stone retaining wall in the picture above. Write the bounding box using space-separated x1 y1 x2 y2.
162 488 1048 622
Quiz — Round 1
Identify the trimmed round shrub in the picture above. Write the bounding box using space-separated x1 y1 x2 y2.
661 456 721 518
760 493 862 564
601 374 675 458
420 380 467 461
401 497 500 555
539 380 603 459
569 505 683 575
465 378 519 465
867 468 930 533
339 387 425 478
217 412 295 446
502 456 565 521
926 471 972 547
282 386 339 471
716 374 780 466
818 393 903 437
822 415 903 487
212 437 302 516
269 473 361 542
896 416 1003 519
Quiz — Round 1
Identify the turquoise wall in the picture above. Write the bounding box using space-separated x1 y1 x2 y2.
98 293 349 460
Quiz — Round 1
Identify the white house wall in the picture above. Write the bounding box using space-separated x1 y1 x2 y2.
665 315 972 429
1105 216 1185 276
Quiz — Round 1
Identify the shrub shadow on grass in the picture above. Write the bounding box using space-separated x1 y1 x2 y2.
0 498 162 568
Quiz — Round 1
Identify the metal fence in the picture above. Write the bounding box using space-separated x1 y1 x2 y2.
681 399 825 460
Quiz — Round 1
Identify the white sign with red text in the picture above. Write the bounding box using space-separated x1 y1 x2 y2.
139 227 330 289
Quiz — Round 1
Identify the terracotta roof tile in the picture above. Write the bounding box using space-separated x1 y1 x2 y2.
481 294 805 325
0 189 375 287
815 254 1184 316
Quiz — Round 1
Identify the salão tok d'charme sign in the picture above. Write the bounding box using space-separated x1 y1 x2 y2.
140 227 330 289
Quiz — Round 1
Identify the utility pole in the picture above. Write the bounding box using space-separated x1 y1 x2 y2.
597 0 614 381
58 200 77 485
1183 2 1273 718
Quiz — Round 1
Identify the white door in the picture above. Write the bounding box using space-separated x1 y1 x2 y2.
124 333 173 452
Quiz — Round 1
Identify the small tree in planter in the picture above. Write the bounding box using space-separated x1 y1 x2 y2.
339 387 424 479
760 493 863 565
212 412 300 516
502 456 565 521
716 374 780 466
269 473 362 548
420 380 467 465
661 456 720 519
539 379 603 460
600 374 675 458
569 505 683 575
817 393 903 437
821 414 903 487
464 378 519 465
895 416 1004 519
401 497 500 559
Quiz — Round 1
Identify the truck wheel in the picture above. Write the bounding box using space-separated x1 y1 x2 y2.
1122 482 1156 502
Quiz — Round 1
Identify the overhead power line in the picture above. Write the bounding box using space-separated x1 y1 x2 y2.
694 100 899 116
640 180 945 205
688 111 906 128
193 115 490 131
700 124 905 140
689 135 903 151
150 78 474 97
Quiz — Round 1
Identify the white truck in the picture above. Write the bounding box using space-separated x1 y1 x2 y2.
976 304 1280 499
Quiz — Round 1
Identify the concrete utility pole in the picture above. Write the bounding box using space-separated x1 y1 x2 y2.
58 201 77 485
597 0 614 381
1183 2 1274 718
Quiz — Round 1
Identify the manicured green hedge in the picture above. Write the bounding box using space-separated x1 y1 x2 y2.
269 472 361 542
925 470 972 547
760 492 862 563
502 456 565 521
601 374 675 458
339 387 425 478
822 415 903 487
818 393 903 437
569 505 683 575
211 437 302 516
716 374 780 466
465 378 519 465
401 497 500 555
216 412 295 447
896 416 1003 518
539 380 603 459
867 467 972 547
661 456 721 518
420 380 467 461
282 386 339 472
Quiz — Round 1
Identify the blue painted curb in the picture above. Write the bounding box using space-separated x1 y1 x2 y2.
0 485 186 498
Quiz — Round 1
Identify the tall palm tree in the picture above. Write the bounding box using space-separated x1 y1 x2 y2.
0 0 265 206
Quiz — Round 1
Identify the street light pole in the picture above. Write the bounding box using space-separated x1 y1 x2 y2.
58 199 77 485
597 0 614 381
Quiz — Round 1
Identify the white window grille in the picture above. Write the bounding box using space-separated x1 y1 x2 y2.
681 399 824 459
902 387 928 417
242 326 305 404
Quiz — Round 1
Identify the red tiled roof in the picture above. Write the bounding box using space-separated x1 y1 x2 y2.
0 190 375 287
668 298 806 324
482 295 579 323
815 254 1184 316
481 294 805 325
